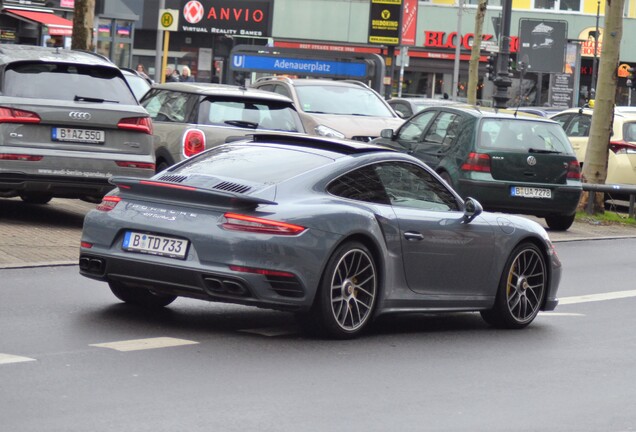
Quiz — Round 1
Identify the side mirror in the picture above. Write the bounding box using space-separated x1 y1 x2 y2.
462 197 483 224
380 128 395 140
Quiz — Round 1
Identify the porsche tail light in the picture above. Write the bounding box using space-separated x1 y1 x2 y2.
222 213 306 236
609 140 636 154
115 161 156 170
96 195 121 212
118 117 153 134
566 159 581 180
182 129 206 158
0 154 43 161
229 265 296 278
80 241 93 249
461 152 491 172
0 107 41 123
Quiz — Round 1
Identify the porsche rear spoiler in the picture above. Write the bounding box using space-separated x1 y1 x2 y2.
109 176 277 210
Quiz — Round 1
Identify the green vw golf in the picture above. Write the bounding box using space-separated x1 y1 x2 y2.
374 105 582 231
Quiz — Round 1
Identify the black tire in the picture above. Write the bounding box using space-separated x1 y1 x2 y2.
304 241 378 339
108 281 176 308
480 242 547 329
19 193 52 205
156 160 170 173
545 214 575 231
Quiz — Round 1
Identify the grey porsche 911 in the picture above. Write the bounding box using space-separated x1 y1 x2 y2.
79 133 562 339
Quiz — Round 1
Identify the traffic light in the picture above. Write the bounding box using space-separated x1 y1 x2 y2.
627 67 635 88
508 58 514 76
486 53 497 81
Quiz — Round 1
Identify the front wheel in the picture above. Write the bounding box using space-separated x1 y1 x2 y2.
481 242 547 329
109 281 176 308
545 214 575 231
305 242 378 339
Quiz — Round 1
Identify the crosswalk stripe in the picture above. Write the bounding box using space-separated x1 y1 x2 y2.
559 289 636 305
539 312 585 317
90 337 199 352
0 353 36 365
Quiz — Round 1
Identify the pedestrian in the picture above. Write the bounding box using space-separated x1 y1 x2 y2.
136 64 149 80
165 66 179 83
181 66 195 82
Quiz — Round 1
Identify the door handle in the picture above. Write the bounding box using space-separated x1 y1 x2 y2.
404 231 424 241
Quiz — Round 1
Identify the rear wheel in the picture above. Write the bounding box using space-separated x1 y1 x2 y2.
19 193 52 205
545 214 575 231
438 171 453 188
301 242 378 339
108 281 176 308
481 242 547 329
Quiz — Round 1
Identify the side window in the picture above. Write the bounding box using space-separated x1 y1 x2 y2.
327 165 391 205
566 115 592 137
392 102 412 118
397 111 436 142
423 112 461 145
374 162 460 212
141 90 188 123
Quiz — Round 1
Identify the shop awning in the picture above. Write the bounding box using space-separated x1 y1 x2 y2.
3 8 73 36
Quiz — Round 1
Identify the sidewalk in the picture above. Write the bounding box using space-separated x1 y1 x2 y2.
1 197 636 269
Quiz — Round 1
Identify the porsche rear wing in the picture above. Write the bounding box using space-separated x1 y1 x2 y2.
109 176 277 210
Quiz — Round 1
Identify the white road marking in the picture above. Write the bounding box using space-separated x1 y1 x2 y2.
559 289 636 305
90 337 199 352
0 353 36 365
239 327 298 337
539 312 585 317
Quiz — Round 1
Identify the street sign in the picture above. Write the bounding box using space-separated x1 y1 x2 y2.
158 9 179 32
481 40 499 53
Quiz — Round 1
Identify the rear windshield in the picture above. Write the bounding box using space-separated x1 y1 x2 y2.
3 62 137 104
479 118 574 154
198 98 304 132
295 84 395 117
175 145 332 184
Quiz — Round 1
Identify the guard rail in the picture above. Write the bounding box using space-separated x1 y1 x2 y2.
583 183 636 218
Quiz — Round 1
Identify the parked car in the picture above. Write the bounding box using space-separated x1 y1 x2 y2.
251 77 404 142
139 82 305 172
121 68 152 101
551 106 636 186
0 45 155 204
513 106 564 118
388 97 461 118
79 133 561 339
373 105 582 230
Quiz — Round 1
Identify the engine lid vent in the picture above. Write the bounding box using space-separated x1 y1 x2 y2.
213 181 252 194
158 174 189 183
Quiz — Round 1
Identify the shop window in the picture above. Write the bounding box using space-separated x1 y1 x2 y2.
533 0 581 11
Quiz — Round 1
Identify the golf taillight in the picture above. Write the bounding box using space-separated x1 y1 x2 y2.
567 159 581 180
182 129 206 158
609 140 636 154
96 195 121 212
0 107 41 123
222 213 306 236
461 152 491 172
117 116 153 134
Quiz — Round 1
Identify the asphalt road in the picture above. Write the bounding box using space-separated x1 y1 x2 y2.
1 239 636 431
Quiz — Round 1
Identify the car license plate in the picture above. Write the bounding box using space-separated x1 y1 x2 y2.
122 231 188 259
52 128 105 143
511 186 552 199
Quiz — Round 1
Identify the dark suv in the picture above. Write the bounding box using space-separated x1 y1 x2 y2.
373 105 582 230
0 45 155 204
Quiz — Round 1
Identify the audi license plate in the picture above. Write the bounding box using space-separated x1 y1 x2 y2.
52 128 105 143
122 231 188 260
511 186 552 199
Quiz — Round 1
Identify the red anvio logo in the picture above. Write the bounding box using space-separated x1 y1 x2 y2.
184 1 205 24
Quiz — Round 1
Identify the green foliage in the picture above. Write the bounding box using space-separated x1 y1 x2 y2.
576 210 636 226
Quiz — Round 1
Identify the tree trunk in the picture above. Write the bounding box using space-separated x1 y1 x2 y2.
71 0 95 51
467 0 487 105
579 0 625 214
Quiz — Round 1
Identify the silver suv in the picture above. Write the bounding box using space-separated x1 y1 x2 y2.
252 77 404 142
0 45 155 204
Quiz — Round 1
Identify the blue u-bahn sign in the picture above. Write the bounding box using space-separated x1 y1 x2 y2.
231 54 368 78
